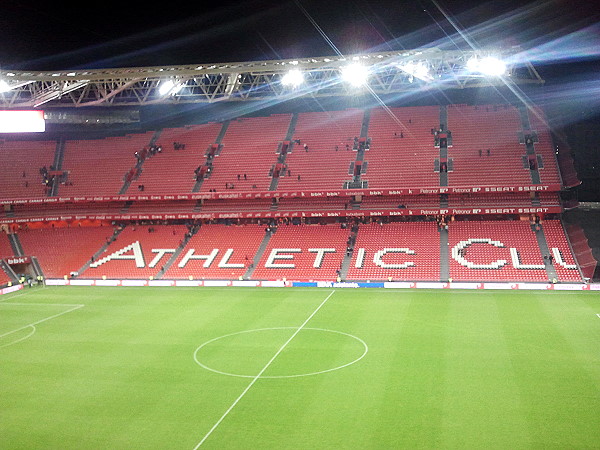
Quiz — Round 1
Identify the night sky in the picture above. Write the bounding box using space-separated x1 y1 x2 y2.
0 0 597 77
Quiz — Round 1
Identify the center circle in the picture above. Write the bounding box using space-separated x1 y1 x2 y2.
193 327 368 378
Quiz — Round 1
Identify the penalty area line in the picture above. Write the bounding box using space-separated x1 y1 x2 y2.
0 304 84 340
192 289 336 449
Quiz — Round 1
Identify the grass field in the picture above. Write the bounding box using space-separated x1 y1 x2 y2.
1 286 599 449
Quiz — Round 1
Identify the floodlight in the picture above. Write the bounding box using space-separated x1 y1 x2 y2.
282 69 304 87
341 63 369 87
0 80 11 93
466 56 506 76
466 57 480 72
158 79 183 96
398 61 433 82
479 57 506 76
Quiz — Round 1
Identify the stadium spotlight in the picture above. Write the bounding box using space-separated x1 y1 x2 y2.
0 79 11 93
282 69 304 87
398 61 433 82
466 56 506 76
158 79 183 96
341 63 369 87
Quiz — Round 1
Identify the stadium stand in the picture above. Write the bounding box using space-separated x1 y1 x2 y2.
80 224 188 279
448 220 549 282
541 220 582 282
563 221 596 280
277 109 364 190
201 114 292 192
18 226 116 279
0 232 14 259
525 107 562 185
363 106 441 188
0 104 591 284
251 224 350 281
130 122 222 194
59 132 156 197
165 223 265 280
0 140 56 199
0 266 11 286
446 105 534 186
347 222 441 281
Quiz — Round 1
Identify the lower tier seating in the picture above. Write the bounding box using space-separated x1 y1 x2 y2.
164 224 266 280
8 220 584 282
83 225 188 279
449 220 548 282
0 233 14 259
18 226 116 279
542 220 582 282
251 224 350 281
347 222 440 281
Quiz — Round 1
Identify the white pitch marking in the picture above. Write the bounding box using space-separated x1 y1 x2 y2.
192 290 336 449
0 304 84 340
193 327 368 379
2 302 84 307
0 286 47 302
596 314 600 319
0 325 36 348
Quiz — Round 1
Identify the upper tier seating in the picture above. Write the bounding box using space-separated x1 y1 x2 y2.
201 114 292 192
363 106 441 188
83 225 187 279
251 224 350 281
130 123 222 194
0 140 56 199
448 220 548 282
164 224 266 280
277 109 364 191
346 222 440 281
526 107 562 185
18 226 115 279
59 132 155 197
446 105 533 186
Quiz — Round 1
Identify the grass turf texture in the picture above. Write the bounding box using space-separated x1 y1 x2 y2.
1 286 599 449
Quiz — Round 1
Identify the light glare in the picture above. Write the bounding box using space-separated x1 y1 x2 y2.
0 80 11 93
158 80 183 96
341 63 369 87
282 69 304 87
467 56 506 76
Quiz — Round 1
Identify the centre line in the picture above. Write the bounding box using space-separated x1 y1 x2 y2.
193 289 336 449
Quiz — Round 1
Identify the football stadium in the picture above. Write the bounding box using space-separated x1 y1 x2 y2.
1 1 599 448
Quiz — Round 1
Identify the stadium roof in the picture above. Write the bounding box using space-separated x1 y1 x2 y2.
0 0 598 111
0 47 543 108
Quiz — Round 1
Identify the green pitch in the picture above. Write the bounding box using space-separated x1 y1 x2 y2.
1 286 599 449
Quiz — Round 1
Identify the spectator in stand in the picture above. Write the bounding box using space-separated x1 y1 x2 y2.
297 174 301 181
304 143 308 152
